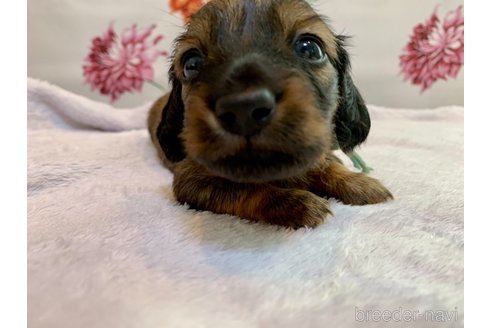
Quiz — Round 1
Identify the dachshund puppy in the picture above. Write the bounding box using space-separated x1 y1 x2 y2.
148 0 393 228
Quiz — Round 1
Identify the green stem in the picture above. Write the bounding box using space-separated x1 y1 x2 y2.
146 80 166 92
348 151 373 173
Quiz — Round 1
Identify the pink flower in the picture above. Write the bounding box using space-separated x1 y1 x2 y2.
400 6 464 92
83 24 167 102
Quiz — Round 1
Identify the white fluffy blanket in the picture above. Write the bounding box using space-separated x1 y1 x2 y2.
27 78 464 328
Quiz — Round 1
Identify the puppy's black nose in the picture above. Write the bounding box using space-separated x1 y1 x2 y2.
215 89 276 136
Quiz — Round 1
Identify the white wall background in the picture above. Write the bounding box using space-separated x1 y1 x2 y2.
27 0 464 108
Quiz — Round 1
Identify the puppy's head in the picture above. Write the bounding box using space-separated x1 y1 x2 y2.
157 0 369 183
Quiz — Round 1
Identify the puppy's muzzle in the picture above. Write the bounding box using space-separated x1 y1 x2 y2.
215 88 276 136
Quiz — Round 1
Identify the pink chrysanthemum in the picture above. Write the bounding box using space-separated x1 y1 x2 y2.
83 24 167 102
400 6 464 92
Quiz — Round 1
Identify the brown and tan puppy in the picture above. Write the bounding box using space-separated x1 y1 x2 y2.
148 0 392 228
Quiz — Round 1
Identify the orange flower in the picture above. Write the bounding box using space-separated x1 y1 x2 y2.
169 0 207 22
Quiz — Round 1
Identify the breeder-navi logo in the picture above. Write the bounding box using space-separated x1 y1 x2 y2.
355 307 459 323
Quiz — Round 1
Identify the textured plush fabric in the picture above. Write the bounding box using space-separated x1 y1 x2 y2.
27 78 464 328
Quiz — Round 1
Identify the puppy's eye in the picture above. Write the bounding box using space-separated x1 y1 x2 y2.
294 36 326 63
182 51 204 80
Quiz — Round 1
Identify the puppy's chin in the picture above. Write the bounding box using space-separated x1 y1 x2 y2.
195 145 325 183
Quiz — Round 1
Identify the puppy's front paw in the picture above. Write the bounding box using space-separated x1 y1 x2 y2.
336 174 393 205
261 189 332 229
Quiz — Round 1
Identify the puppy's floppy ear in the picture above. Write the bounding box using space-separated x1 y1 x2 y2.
332 36 371 153
156 73 186 163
